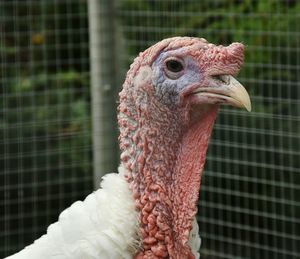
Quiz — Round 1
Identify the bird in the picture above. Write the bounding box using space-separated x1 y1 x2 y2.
6 36 251 259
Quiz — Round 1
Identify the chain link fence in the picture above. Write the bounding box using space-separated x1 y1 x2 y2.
1 0 300 258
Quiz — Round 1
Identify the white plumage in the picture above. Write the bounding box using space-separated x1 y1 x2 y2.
6 166 201 259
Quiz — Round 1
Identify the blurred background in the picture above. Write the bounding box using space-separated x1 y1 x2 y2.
0 0 299 258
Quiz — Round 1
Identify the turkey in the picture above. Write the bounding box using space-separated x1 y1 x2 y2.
6 37 251 259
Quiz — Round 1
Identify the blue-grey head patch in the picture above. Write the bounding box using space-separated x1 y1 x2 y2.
151 49 202 106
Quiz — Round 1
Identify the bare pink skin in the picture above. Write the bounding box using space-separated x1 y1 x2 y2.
118 37 244 258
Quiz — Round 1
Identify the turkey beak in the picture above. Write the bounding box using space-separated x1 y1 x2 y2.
193 75 252 112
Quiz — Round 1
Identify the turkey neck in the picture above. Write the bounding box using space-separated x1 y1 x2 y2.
118 90 218 258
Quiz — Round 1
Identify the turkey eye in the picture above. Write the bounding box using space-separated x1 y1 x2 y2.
166 59 184 73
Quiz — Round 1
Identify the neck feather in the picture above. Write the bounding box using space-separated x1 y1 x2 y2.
119 88 217 258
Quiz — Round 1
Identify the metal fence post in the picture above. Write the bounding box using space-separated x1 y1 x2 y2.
88 0 118 189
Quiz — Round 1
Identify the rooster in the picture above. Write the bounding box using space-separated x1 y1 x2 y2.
6 37 251 259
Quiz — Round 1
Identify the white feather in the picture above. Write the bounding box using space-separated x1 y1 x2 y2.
188 217 202 259
6 167 139 259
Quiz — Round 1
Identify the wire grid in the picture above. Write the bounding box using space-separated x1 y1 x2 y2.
0 1 92 257
117 0 300 258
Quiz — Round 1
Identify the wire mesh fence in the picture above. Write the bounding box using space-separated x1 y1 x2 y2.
1 0 300 258
0 1 92 256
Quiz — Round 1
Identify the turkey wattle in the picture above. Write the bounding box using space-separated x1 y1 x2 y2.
6 37 251 259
